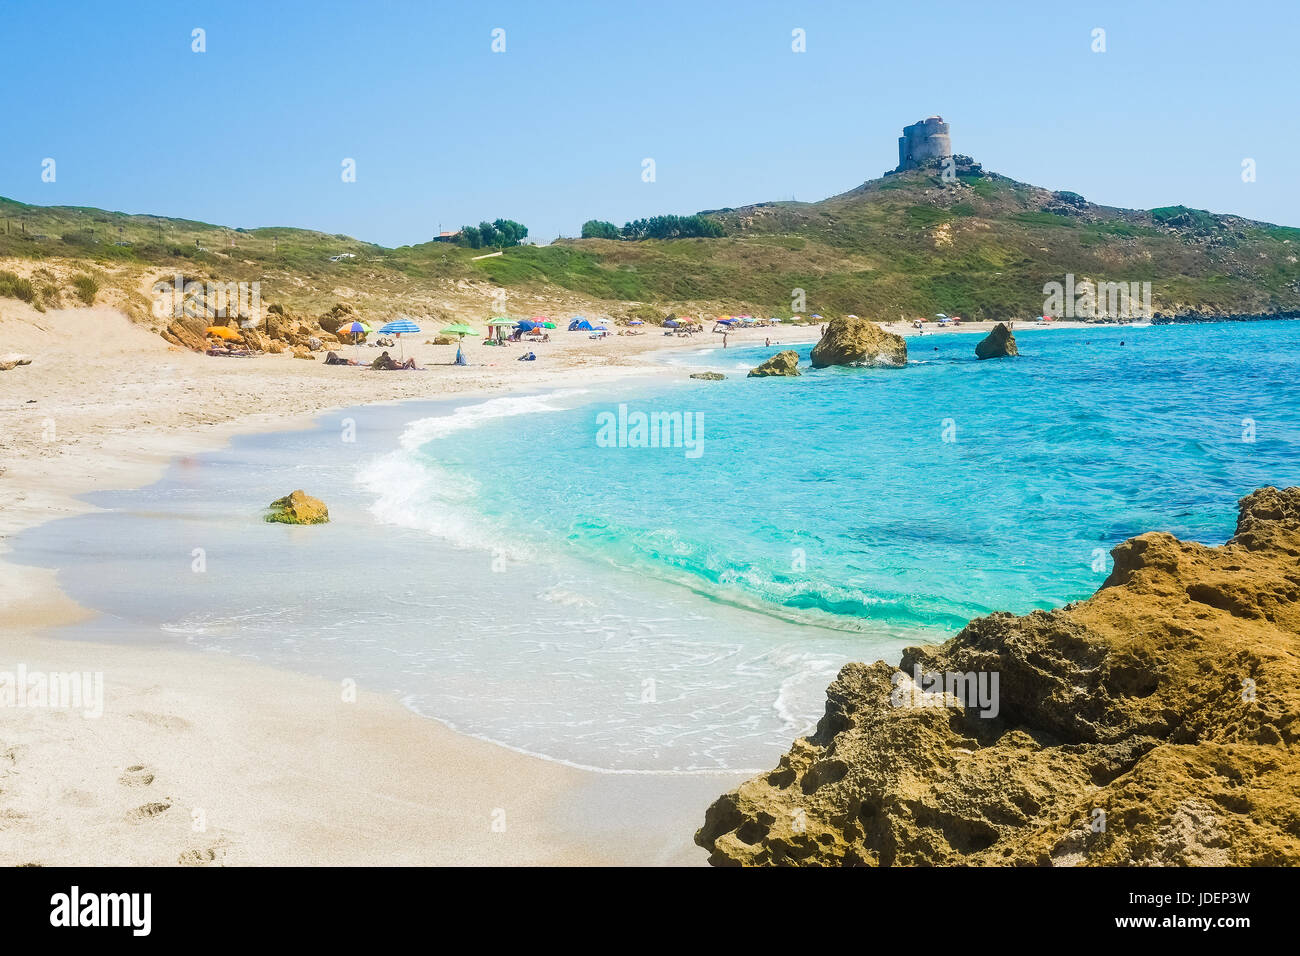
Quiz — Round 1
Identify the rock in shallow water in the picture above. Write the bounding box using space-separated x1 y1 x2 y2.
690 371 726 381
747 350 801 377
696 486 1300 866
809 316 907 368
265 490 330 525
975 322 1018 359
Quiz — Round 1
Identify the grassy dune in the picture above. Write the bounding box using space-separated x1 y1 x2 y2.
3 162 1299 327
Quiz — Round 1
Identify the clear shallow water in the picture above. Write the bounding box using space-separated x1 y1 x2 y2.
14 321 1300 773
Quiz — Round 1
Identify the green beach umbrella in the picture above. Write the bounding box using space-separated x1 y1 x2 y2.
440 322 479 364
486 315 514 344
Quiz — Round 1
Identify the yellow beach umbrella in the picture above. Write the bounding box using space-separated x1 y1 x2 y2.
206 326 241 341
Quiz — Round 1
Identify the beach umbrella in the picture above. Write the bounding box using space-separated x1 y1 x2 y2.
336 320 373 358
440 322 479 364
378 318 421 360
770 317 782 323
629 320 644 325
206 325 241 341
486 316 516 325
934 313 948 319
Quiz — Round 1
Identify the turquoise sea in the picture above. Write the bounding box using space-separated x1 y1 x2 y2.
17 321 1300 773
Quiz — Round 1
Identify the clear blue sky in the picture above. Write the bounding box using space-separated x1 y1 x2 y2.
2 0 1296 245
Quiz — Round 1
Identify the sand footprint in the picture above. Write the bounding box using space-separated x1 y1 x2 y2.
177 844 227 866
126 801 172 823
118 765 156 788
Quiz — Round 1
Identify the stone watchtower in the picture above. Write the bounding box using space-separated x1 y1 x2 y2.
897 116 952 170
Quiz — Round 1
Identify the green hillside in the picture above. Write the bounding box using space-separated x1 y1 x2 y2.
4 158 1300 323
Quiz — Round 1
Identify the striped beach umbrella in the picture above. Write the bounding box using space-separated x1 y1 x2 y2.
378 318 421 359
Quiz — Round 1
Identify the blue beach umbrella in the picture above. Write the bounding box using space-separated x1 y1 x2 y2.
378 318 421 360
379 319 421 334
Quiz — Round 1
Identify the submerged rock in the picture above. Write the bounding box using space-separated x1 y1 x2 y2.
690 371 726 381
747 351 801 378
809 316 907 368
265 490 330 525
696 487 1300 866
975 322 1018 359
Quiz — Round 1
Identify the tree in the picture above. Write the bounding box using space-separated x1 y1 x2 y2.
581 219 620 240
456 218 529 249
620 214 723 240
491 218 528 246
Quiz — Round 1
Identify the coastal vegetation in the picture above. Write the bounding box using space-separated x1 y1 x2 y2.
3 160 1300 327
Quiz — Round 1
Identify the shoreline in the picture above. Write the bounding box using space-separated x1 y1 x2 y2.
1 304 820 865
0 305 1101 865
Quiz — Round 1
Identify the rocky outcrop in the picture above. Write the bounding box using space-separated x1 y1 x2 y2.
809 317 907 368
160 315 211 352
748 351 801 378
318 304 356 335
291 345 314 360
975 322 1018 359
0 353 32 371
691 371 726 381
696 487 1300 866
264 490 329 525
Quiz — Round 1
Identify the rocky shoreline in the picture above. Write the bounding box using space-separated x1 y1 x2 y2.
696 487 1300 866
1152 311 1300 324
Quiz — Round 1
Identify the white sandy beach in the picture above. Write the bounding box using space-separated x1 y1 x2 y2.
0 303 1085 865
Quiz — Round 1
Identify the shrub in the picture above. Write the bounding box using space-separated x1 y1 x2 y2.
0 269 37 304
72 273 98 305
581 220 620 240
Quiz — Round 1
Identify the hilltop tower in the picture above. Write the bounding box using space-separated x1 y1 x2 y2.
897 116 952 171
